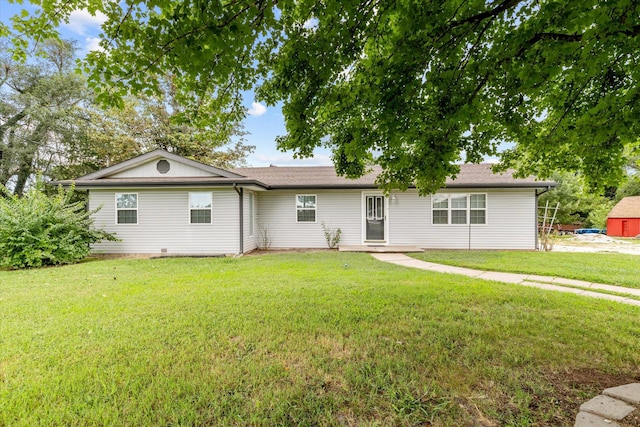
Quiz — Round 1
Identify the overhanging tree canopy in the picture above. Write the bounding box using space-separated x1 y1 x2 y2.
5 0 639 193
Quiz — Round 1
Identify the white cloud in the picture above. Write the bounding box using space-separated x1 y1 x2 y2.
247 101 267 117
483 156 501 164
84 36 104 53
64 9 107 36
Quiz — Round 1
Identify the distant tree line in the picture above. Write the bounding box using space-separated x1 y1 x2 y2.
0 39 253 196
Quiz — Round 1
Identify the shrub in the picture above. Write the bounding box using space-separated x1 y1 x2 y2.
321 221 342 249
585 200 614 229
0 181 117 269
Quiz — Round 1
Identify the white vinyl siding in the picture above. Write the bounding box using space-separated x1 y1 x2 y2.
389 189 536 249
90 189 238 254
90 187 538 253
257 190 362 248
248 192 254 236
243 191 258 252
110 159 214 178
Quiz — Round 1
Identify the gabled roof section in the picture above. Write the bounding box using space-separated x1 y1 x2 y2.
57 151 554 191
232 163 555 189
608 196 640 219
76 149 245 180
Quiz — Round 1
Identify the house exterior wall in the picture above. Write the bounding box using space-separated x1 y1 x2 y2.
607 218 640 237
110 160 214 178
243 191 259 252
256 190 363 248
388 189 537 249
87 186 539 253
255 188 537 249
89 188 239 254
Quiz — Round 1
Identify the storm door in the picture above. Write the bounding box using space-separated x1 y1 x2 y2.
365 195 386 242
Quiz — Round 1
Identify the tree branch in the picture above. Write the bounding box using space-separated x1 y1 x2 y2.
450 0 526 28
535 32 583 42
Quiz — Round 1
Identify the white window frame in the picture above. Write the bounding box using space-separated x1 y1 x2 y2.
431 193 449 225
450 193 468 225
189 192 213 224
296 194 317 223
431 193 487 225
469 193 488 225
115 193 138 225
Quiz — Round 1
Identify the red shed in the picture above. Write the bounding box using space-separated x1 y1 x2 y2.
607 196 640 237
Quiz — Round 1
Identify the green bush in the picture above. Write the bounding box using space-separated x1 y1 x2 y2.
0 181 117 269
585 200 615 229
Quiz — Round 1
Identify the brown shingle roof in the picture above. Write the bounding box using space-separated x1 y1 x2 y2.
58 160 554 190
608 196 640 218
233 163 553 189
55 176 266 188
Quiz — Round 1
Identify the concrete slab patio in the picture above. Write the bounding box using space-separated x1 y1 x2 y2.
339 245 424 253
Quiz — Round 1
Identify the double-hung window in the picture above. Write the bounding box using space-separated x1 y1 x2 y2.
432 193 487 225
116 193 138 224
296 195 316 222
470 194 487 224
432 194 448 224
190 192 212 224
450 194 467 224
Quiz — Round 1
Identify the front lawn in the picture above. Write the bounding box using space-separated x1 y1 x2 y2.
409 250 640 289
1 252 639 426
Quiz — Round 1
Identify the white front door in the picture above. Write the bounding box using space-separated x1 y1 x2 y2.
364 194 386 243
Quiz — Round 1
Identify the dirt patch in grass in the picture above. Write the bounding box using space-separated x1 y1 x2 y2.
551 369 640 427
470 368 640 427
556 367 640 390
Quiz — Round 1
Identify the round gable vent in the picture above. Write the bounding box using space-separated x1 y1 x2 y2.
156 160 170 174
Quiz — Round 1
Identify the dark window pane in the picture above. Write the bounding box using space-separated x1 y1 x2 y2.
470 210 486 224
451 210 467 224
191 209 211 224
433 210 448 224
297 209 316 222
117 210 137 224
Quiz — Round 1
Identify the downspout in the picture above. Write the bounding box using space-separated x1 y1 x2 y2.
534 186 552 250
233 184 244 254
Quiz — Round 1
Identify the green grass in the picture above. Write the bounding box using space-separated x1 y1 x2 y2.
409 250 640 289
1 252 640 426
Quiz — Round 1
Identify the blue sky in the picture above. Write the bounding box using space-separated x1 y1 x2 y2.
0 1 333 167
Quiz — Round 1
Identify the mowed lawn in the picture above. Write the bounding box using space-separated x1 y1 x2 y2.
1 252 640 426
410 250 640 289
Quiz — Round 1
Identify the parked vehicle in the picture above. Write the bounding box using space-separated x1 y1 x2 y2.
575 228 607 234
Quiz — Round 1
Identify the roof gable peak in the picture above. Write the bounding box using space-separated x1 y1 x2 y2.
75 149 245 181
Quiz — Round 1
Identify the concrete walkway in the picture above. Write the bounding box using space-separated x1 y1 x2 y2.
370 253 640 307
